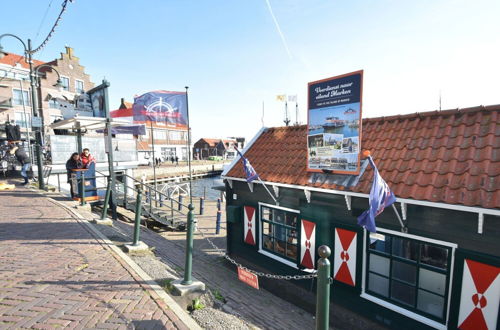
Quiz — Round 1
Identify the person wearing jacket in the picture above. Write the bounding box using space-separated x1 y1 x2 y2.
66 152 83 197
9 144 30 185
80 148 95 168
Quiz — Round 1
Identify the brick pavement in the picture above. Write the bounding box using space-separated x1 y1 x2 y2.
0 185 189 330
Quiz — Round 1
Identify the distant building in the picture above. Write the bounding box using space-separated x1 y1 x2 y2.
111 98 189 165
193 138 243 160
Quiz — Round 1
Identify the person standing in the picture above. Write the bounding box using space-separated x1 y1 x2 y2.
80 148 95 169
66 152 83 197
9 143 30 185
175 155 179 166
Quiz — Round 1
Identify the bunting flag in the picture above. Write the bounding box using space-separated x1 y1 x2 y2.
276 94 286 102
132 91 187 128
458 259 500 330
300 220 316 269
333 228 357 286
288 95 297 102
235 148 258 183
243 206 256 245
357 155 396 232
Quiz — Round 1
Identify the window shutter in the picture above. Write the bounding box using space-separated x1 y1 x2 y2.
243 206 256 245
300 220 316 269
333 228 357 286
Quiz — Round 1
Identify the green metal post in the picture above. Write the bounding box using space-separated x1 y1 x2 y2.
79 172 86 206
182 203 195 285
316 245 331 330
101 176 112 220
133 188 143 246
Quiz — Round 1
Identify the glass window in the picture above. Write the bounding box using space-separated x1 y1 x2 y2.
75 80 84 94
15 112 31 127
61 77 69 91
49 98 60 109
260 206 299 262
12 89 30 106
366 232 451 322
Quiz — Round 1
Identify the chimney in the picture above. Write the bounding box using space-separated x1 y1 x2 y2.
65 46 73 59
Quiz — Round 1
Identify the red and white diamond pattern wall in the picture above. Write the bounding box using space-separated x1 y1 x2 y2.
243 206 256 245
458 259 500 330
300 220 316 269
333 228 357 286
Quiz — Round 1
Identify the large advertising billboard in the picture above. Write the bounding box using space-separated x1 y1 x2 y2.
307 70 363 174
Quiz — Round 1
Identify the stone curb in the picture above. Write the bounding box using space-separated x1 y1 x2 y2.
32 188 202 330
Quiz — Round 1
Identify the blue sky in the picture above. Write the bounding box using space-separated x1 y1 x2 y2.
1 0 499 142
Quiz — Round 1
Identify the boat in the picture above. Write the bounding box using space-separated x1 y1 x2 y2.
344 108 357 115
322 117 345 131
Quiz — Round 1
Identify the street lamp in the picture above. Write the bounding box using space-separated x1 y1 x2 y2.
0 34 45 190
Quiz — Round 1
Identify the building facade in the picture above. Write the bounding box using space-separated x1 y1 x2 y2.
222 105 500 330
193 137 243 160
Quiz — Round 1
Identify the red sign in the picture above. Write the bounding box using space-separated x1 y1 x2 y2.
237 267 259 289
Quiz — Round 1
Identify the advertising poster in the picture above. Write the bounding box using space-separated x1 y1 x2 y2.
307 70 363 174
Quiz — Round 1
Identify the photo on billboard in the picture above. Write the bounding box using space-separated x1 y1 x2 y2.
307 70 363 174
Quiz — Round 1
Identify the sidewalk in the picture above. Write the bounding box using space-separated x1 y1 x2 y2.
0 183 190 329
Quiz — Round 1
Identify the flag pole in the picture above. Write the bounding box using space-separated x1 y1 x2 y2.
150 121 157 204
257 175 278 205
391 204 406 232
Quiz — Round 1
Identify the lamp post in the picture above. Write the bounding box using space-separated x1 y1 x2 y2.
0 34 51 190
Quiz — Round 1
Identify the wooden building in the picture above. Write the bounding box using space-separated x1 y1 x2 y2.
221 105 500 330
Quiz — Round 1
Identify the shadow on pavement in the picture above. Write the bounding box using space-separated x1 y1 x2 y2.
0 222 93 241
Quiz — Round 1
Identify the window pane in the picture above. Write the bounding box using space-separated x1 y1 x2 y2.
368 273 389 297
286 239 297 259
287 229 297 245
262 221 272 235
369 253 390 276
274 239 286 256
392 260 416 285
369 233 391 254
285 212 297 227
417 290 444 318
391 281 415 307
61 77 69 91
419 268 446 295
262 207 271 221
263 235 273 250
392 237 418 261
274 210 285 224
420 244 448 269
274 225 287 241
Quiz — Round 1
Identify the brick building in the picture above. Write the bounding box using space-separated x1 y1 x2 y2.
0 46 94 140
193 137 243 160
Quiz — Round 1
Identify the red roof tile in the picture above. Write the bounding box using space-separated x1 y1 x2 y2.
0 52 45 69
226 105 500 209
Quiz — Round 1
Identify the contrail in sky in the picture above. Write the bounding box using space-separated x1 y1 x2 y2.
264 0 293 59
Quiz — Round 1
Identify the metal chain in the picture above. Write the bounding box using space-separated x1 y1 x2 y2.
195 224 317 280
31 0 73 54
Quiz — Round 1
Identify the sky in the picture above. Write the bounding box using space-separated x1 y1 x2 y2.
1 0 499 142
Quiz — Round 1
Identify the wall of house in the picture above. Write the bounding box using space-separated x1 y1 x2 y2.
225 179 500 329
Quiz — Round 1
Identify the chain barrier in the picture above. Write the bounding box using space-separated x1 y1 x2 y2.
195 224 317 280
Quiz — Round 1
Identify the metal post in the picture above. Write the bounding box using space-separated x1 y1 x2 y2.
101 176 112 220
170 198 174 219
199 197 204 215
159 193 163 207
27 39 44 190
182 203 195 285
316 245 331 330
149 186 153 214
123 177 128 209
216 210 221 235
150 121 158 207
132 188 143 246
57 173 61 192
178 195 183 211
217 198 221 211
79 172 86 206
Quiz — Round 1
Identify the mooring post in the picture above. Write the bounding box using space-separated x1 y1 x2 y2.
216 210 221 234
101 176 112 220
80 172 86 206
132 187 143 246
178 194 183 211
199 197 205 215
316 245 331 330
217 198 221 211
182 203 195 285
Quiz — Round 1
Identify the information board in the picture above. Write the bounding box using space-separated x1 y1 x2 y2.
307 70 363 174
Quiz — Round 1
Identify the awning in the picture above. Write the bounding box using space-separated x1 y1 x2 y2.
46 90 75 101
96 124 146 135
49 116 131 131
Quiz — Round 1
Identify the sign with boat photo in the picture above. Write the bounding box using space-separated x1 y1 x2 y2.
307 70 363 174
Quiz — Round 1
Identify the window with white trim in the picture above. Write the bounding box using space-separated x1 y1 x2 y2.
260 205 298 262
75 79 84 94
366 232 451 322
12 89 30 106
60 77 70 91
15 112 31 127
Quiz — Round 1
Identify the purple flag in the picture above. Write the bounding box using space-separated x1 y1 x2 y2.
235 148 258 183
357 156 396 233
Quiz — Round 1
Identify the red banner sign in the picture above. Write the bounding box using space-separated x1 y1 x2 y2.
237 267 259 289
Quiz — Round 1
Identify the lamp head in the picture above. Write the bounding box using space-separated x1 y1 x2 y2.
54 79 64 92
0 45 6 59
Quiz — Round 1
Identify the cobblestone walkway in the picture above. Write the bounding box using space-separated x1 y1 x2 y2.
0 186 187 329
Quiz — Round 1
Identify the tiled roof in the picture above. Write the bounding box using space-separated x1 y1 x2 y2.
226 105 500 209
196 138 236 147
0 52 45 69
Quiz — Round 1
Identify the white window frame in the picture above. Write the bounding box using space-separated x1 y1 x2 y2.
258 202 300 269
12 88 30 106
60 76 70 91
360 228 457 330
75 79 84 94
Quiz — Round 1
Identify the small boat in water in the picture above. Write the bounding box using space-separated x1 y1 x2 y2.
322 117 345 131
